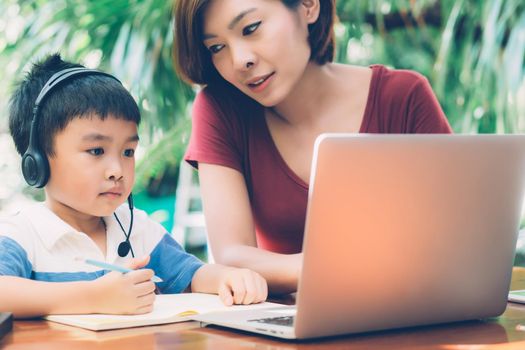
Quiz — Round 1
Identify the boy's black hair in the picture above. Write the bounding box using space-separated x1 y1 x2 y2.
8 53 141 157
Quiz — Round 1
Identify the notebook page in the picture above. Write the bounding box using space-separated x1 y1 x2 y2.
45 293 283 330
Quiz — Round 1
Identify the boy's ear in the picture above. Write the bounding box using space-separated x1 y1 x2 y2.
300 0 320 24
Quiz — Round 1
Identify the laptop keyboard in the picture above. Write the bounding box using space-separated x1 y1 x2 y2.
248 316 295 327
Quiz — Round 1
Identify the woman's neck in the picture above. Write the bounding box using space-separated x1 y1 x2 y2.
272 62 338 126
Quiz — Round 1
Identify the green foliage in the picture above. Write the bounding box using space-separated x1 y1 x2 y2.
0 0 523 194
134 116 191 193
0 0 193 128
335 0 524 133
435 0 525 133
0 0 194 195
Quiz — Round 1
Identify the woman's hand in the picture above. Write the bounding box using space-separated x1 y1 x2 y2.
217 267 268 305
190 264 268 305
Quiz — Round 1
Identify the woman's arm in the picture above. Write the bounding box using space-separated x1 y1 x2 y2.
199 163 301 294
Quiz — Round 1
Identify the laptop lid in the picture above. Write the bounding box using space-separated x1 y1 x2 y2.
294 134 525 339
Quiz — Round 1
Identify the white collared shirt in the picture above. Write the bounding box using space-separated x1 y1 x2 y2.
0 202 203 293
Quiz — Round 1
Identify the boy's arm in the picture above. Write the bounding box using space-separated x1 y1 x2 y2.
141 230 267 305
0 276 97 318
0 256 157 319
0 233 156 318
190 264 268 305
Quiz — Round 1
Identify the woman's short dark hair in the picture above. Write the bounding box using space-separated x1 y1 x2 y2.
173 0 336 86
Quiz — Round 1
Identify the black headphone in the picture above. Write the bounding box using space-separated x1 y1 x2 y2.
115 195 135 258
23 67 121 188
24 67 135 258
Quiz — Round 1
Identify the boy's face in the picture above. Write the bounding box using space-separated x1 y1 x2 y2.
45 115 138 218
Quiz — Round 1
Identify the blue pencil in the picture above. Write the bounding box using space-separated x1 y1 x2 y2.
84 258 163 283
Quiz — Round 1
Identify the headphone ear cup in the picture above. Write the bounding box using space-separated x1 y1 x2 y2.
21 68 121 190
22 147 49 188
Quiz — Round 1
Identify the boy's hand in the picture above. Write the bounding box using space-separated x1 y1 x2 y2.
91 255 156 315
217 268 268 306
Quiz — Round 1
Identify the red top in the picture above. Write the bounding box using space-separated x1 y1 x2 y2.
185 65 452 254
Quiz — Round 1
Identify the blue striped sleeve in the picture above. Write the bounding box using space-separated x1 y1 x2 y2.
31 270 105 282
0 236 32 278
147 234 204 294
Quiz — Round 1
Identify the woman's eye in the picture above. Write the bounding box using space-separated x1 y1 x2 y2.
88 148 104 156
124 149 135 157
209 44 225 54
242 21 261 36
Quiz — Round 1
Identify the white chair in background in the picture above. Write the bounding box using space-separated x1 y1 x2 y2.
172 161 213 262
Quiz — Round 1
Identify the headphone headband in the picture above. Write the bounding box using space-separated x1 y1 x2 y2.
22 67 122 188
34 67 121 108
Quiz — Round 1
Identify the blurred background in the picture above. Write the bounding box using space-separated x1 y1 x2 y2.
0 0 524 262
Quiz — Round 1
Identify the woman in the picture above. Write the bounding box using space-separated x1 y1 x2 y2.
173 0 452 294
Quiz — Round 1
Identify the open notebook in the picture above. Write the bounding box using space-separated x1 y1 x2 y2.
45 293 283 331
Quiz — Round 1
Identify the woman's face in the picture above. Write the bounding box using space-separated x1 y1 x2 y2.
202 0 316 106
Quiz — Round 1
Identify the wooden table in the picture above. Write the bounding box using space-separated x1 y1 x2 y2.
4 268 525 349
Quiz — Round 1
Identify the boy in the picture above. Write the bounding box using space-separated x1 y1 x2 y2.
0 54 268 318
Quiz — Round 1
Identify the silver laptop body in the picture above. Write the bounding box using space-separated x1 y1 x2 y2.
194 134 525 339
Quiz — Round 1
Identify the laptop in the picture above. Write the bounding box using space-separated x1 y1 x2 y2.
194 134 525 339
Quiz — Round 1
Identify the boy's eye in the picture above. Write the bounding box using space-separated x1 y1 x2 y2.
208 44 225 54
242 21 261 36
88 148 104 156
123 149 135 157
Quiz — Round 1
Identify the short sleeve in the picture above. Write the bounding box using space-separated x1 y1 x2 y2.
406 75 453 133
184 90 244 172
146 234 204 294
0 236 32 278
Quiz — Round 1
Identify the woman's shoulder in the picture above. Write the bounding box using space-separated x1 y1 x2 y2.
191 88 239 136
192 87 221 117
369 64 437 110
367 65 451 133
371 64 430 91
186 85 260 170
